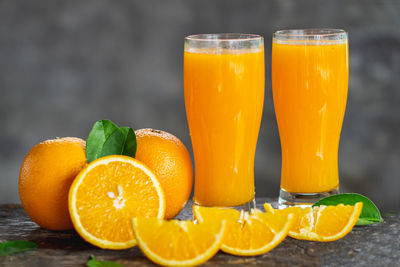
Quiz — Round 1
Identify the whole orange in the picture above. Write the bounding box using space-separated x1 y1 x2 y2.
135 129 193 219
19 137 87 230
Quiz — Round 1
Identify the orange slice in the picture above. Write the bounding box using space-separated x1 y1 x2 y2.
193 206 293 256
132 218 225 266
264 202 363 242
68 155 165 249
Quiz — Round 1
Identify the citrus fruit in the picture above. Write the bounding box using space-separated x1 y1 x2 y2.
264 202 363 242
19 137 86 230
193 206 294 256
132 217 225 266
135 128 193 219
68 155 165 249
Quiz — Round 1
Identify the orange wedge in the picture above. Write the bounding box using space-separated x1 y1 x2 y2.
132 218 225 266
193 206 293 256
68 155 165 249
264 202 363 242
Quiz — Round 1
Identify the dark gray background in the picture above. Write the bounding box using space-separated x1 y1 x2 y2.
1 0 399 212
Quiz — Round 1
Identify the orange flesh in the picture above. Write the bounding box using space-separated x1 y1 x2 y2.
272 41 348 193
314 205 357 236
184 49 264 206
134 218 224 262
194 206 292 255
264 202 362 241
74 161 162 243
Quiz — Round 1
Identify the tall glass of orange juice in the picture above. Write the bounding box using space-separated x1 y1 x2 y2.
272 29 349 207
184 34 264 208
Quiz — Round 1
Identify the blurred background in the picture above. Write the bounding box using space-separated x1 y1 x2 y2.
1 0 399 212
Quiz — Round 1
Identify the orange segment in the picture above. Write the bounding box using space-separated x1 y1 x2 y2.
264 204 314 235
133 218 225 266
264 202 363 242
69 155 165 249
193 206 293 256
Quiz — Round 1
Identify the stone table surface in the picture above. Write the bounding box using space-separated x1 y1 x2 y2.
0 198 399 266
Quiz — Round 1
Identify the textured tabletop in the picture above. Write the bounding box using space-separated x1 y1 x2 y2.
0 198 399 266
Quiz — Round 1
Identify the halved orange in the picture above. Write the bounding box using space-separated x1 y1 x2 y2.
132 218 225 266
68 155 165 249
193 206 293 256
264 202 363 242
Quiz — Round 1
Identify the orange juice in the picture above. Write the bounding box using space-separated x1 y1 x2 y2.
184 49 264 207
272 40 348 193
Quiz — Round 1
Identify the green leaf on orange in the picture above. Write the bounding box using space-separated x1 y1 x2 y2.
100 127 136 158
86 120 118 163
119 127 137 157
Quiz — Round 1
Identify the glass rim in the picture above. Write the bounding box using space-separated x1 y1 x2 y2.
273 28 347 39
185 33 263 42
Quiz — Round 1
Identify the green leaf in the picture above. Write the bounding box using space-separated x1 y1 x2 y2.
100 129 126 157
356 218 377 226
313 193 383 226
119 127 137 157
86 120 137 161
99 127 136 158
86 255 124 267
86 120 118 163
0 240 37 256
